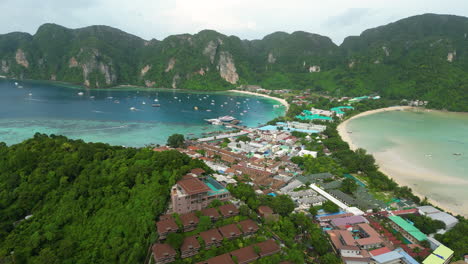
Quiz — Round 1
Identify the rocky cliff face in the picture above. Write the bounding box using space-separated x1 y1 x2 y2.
217 52 239 84
15 49 29 68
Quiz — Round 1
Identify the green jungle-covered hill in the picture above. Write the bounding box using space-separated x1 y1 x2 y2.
0 13 467 111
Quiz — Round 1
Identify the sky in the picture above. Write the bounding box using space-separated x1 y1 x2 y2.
1 0 468 44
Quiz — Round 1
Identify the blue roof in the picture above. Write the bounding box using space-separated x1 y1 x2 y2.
394 248 419 264
267 193 277 197
372 251 403 264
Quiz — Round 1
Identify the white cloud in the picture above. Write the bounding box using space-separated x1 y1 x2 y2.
0 0 467 44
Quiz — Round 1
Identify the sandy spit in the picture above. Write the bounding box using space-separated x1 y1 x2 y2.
227 90 289 111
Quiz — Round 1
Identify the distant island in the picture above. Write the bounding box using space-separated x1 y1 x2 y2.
0 13 467 112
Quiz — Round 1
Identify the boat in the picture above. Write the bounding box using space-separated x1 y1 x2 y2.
130 107 136 111
211 103 215 105
18 85 23 89
273 105 280 108
14 82 18 86
240 113 244 116
90 96 95 99
142 102 146 105
174 97 178 99
453 153 462 156
194 106 199 110
152 104 161 107
206 109 212 112
154 99 159 102
28 93 32 96
218 116 235 122
78 92 84 96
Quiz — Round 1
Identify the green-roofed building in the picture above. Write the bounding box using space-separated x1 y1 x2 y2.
295 111 333 122
423 245 454 264
330 106 354 116
388 216 427 244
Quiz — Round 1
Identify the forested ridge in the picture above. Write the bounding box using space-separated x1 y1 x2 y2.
0 134 209 263
0 13 467 111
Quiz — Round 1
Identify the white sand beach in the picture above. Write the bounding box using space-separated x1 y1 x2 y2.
228 90 289 111
338 106 468 217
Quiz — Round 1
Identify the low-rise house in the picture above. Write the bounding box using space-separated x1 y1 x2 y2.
152 243 176 264
199 229 223 248
331 215 368 228
258 205 279 221
180 212 199 232
200 207 220 221
197 253 235 264
219 204 239 218
218 223 242 240
255 239 281 257
327 230 371 264
230 245 259 264
156 218 179 240
181 236 200 259
238 219 259 236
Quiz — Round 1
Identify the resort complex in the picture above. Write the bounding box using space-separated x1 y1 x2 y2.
147 91 463 264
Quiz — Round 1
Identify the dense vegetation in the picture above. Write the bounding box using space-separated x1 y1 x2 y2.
1 14 467 111
0 134 209 263
435 218 468 261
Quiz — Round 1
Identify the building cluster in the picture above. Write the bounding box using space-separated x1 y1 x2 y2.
320 207 455 264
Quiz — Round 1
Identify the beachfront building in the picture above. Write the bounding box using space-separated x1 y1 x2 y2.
296 110 334 122
417 206 459 232
276 121 327 133
331 106 354 118
171 174 231 214
388 216 427 244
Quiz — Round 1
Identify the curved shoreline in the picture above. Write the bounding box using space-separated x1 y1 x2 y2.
227 90 290 111
338 106 415 151
337 106 466 217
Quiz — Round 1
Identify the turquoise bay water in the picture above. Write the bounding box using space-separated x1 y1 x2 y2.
346 110 468 215
0 79 285 146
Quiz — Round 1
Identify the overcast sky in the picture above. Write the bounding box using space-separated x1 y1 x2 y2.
1 0 468 44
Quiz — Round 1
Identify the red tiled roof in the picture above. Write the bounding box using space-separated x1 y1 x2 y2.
177 177 210 195
197 253 235 264
181 236 200 252
218 204 239 217
218 224 242 238
238 219 259 234
153 146 170 152
258 205 274 215
255 239 280 257
188 146 200 151
201 208 220 219
180 212 199 227
356 223 382 246
369 247 391 256
156 219 178 233
230 245 259 264
199 229 222 244
392 208 418 216
191 168 206 176
152 243 176 260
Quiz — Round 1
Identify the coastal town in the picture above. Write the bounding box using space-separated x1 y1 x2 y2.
148 88 465 264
